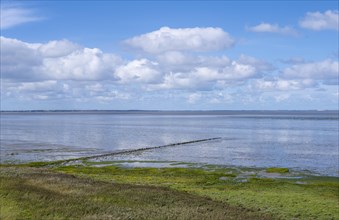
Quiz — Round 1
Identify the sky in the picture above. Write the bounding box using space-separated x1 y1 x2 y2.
0 0 338 110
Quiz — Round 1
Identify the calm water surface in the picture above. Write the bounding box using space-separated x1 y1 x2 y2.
1 111 338 176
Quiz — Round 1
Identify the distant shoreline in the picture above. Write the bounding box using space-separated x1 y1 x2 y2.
1 109 338 115
1 110 338 120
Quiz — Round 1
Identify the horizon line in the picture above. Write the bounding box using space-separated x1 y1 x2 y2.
1 109 338 112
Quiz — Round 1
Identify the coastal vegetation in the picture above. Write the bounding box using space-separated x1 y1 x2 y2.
0 161 338 219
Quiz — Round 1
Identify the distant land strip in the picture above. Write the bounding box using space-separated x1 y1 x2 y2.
1 110 338 114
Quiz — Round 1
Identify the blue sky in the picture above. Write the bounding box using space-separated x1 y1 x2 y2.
1 1 338 110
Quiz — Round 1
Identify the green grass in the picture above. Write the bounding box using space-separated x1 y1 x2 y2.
0 166 270 220
1 162 338 220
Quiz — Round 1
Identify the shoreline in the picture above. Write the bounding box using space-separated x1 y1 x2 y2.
2 156 338 178
2 137 338 178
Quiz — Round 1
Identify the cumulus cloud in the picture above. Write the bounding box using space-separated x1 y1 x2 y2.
16 80 59 92
300 10 339 31
3 80 132 103
187 93 202 104
148 72 196 91
1 33 337 109
115 59 161 83
2 35 273 94
221 62 257 80
253 78 317 91
237 55 274 72
209 92 233 104
156 52 232 73
0 36 122 81
1 37 46 81
42 48 122 81
147 55 271 91
198 55 271 82
38 40 81 57
187 92 233 104
283 59 338 84
247 23 298 36
0 4 43 29
156 51 189 65
252 59 339 92
274 94 290 102
4 80 66 101
124 27 234 54
94 91 131 102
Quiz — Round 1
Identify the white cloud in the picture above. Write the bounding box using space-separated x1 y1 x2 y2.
148 55 271 91
155 54 270 83
42 48 122 80
2 33 337 109
198 55 231 67
115 59 161 83
274 94 290 102
156 52 232 74
194 55 271 82
0 36 43 81
247 23 298 36
38 40 81 57
32 94 49 100
254 78 317 91
156 51 189 65
4 80 66 101
209 92 233 104
2 80 132 103
283 59 338 83
187 93 202 104
0 36 122 81
238 55 274 72
95 91 131 102
191 67 219 82
16 80 58 92
0 4 42 29
221 61 257 80
85 83 105 93
0 36 271 92
124 26 234 54
300 10 339 31
148 72 196 90
156 51 197 71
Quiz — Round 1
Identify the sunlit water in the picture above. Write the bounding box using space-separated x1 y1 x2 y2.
1 111 338 176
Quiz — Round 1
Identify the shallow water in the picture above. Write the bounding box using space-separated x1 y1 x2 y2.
1 111 338 176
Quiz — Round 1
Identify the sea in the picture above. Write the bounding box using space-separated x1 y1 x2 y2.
1 110 338 176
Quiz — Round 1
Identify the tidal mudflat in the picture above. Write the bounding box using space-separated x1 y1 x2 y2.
1 111 338 176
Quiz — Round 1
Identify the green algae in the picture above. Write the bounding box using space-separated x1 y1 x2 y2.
1 162 338 219
54 164 339 219
0 166 271 220
266 167 290 173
